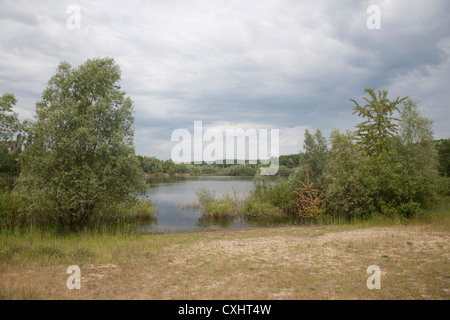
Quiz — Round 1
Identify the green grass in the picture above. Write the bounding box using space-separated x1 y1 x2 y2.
0 197 448 300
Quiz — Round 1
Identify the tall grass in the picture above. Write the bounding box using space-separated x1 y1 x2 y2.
196 188 244 217
0 188 158 234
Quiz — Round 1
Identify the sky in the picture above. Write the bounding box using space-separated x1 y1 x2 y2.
1 0 449 160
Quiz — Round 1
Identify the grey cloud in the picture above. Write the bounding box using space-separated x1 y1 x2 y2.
1 0 449 159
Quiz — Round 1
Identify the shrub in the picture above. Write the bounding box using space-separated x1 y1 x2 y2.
196 188 242 217
292 167 325 220
0 192 28 229
129 199 158 222
245 200 284 218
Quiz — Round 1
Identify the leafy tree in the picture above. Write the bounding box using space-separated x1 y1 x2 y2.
399 98 434 145
351 88 408 158
0 93 20 143
301 128 328 188
435 139 450 177
0 147 21 175
393 99 439 207
323 129 375 220
17 58 146 228
138 156 163 174
162 159 175 175
325 99 439 220
0 93 22 182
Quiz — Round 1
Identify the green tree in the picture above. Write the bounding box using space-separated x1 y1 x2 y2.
162 159 175 175
323 129 374 220
399 98 434 145
435 139 450 177
17 58 145 228
393 99 439 208
0 93 22 180
351 88 408 158
301 128 328 188
138 156 163 174
0 93 20 143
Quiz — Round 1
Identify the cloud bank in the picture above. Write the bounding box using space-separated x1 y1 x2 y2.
1 0 449 159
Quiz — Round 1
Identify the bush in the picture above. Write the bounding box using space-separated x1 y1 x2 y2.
437 177 450 196
222 164 257 176
243 177 295 219
245 200 284 218
276 165 292 177
0 192 28 230
196 188 242 217
292 168 325 220
129 199 158 222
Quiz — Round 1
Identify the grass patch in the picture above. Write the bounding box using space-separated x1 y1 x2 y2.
0 197 448 300
196 188 243 217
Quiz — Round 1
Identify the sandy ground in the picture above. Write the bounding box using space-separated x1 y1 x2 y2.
1 223 449 299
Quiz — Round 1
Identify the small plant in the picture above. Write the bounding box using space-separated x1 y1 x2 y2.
292 167 325 220
129 199 158 222
196 188 242 217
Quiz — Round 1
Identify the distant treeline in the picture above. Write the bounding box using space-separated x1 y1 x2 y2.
137 154 302 177
2 139 449 181
137 139 450 180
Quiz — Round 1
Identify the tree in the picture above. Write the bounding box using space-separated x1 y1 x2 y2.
393 99 439 208
138 156 163 174
323 129 375 220
435 139 450 177
399 98 434 145
351 88 408 158
0 93 21 173
0 93 20 143
301 128 328 188
17 58 146 228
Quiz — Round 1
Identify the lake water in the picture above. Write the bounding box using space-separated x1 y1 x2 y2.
142 176 257 233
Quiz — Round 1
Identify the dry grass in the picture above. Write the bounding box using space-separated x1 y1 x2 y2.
1 197 450 300
177 202 201 210
1 218 449 300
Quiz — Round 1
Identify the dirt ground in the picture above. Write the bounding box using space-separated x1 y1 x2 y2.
1 223 449 300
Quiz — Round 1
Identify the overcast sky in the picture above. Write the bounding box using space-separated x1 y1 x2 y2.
1 0 449 159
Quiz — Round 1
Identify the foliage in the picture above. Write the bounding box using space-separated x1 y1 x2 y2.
0 93 20 143
196 188 242 217
16 58 146 229
127 199 158 223
0 192 29 230
248 176 295 216
0 146 21 177
276 165 292 177
301 129 328 188
222 164 257 176
138 156 163 174
323 98 440 220
351 88 408 158
323 129 375 220
279 154 301 168
399 98 434 144
0 93 21 176
292 167 325 220
245 199 284 218
435 138 450 177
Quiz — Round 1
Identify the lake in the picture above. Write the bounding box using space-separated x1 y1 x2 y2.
142 175 259 233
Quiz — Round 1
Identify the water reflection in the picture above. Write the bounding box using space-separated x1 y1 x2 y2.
142 175 286 233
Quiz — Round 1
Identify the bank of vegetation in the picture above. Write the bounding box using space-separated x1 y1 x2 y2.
1 58 157 233
196 89 450 224
137 155 299 177
1 58 450 235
